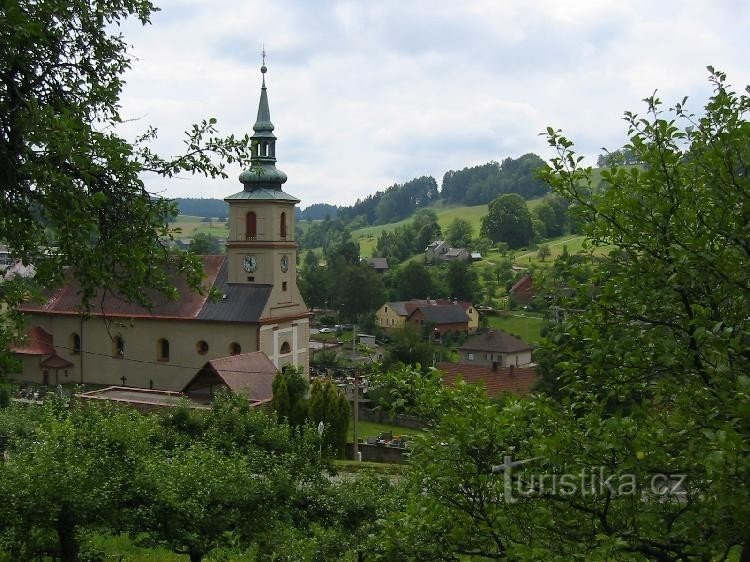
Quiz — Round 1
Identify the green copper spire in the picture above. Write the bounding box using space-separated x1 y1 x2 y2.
238 53 288 190
253 61 275 137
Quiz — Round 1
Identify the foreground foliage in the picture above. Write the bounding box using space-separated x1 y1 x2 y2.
371 70 750 560
0 0 251 368
0 395 397 561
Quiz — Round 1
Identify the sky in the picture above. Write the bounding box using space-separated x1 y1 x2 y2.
117 0 750 209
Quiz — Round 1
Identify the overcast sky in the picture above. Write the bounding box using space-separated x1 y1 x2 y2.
117 0 750 208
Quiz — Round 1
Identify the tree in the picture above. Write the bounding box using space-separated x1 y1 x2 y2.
0 0 250 364
536 243 551 261
446 260 478 303
142 444 274 562
331 261 386 323
189 232 222 254
308 378 350 456
392 261 433 300
480 193 533 249
445 217 473 248
0 401 157 561
376 68 750 560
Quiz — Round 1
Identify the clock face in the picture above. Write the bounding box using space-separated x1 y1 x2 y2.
243 255 257 273
280 255 289 272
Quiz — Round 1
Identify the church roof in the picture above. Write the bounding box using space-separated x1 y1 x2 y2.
197 261 272 323
225 186 298 202
19 256 272 324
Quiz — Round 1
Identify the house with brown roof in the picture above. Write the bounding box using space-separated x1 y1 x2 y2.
10 63 310 392
376 299 479 333
459 329 533 368
183 351 278 406
509 274 534 305
437 362 538 397
406 303 469 338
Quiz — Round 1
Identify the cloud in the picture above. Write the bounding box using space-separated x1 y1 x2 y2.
116 0 750 208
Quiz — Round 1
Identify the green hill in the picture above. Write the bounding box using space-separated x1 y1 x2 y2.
353 197 547 258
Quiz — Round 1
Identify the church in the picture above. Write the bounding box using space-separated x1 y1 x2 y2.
11 63 310 391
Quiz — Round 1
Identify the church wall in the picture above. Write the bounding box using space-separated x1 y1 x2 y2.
15 313 259 391
259 317 309 374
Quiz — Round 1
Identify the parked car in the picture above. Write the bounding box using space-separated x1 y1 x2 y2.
318 327 334 333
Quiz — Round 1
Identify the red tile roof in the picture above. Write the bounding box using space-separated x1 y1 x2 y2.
183 351 278 402
437 362 538 397
19 255 225 320
11 326 54 355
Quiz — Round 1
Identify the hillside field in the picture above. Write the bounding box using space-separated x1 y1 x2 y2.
353 197 547 258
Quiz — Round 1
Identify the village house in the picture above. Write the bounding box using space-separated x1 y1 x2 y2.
405 303 470 339
459 329 534 368
375 299 479 333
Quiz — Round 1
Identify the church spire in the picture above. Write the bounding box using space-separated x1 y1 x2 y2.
253 50 274 136
239 53 288 190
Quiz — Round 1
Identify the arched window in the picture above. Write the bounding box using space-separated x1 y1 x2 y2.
246 211 257 240
196 340 209 355
70 333 81 354
280 212 287 239
280 341 291 354
157 338 170 362
229 342 241 356
113 335 124 358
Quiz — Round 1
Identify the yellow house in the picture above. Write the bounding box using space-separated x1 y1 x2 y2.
12 63 310 391
375 299 479 333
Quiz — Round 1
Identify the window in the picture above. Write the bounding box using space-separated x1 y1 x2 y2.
280 341 291 354
282 281 287 291
280 212 287 238
384 306 388 312
468 353 474 361
229 342 241 356
196 340 209 355
113 335 124 358
246 211 257 240
70 333 81 354
157 338 170 362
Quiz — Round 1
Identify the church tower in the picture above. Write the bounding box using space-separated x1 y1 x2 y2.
225 59 309 372
226 61 302 306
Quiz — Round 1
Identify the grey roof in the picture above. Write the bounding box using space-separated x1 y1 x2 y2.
410 304 468 324
197 261 272 322
369 257 389 269
385 301 409 316
460 330 532 353
225 186 299 202
444 248 467 257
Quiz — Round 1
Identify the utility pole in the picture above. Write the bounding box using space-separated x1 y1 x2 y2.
352 372 359 461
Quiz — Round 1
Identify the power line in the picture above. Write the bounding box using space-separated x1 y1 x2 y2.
17 337 296 376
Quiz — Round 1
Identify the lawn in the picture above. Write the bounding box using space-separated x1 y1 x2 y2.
170 215 230 242
486 312 545 344
349 420 425 442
